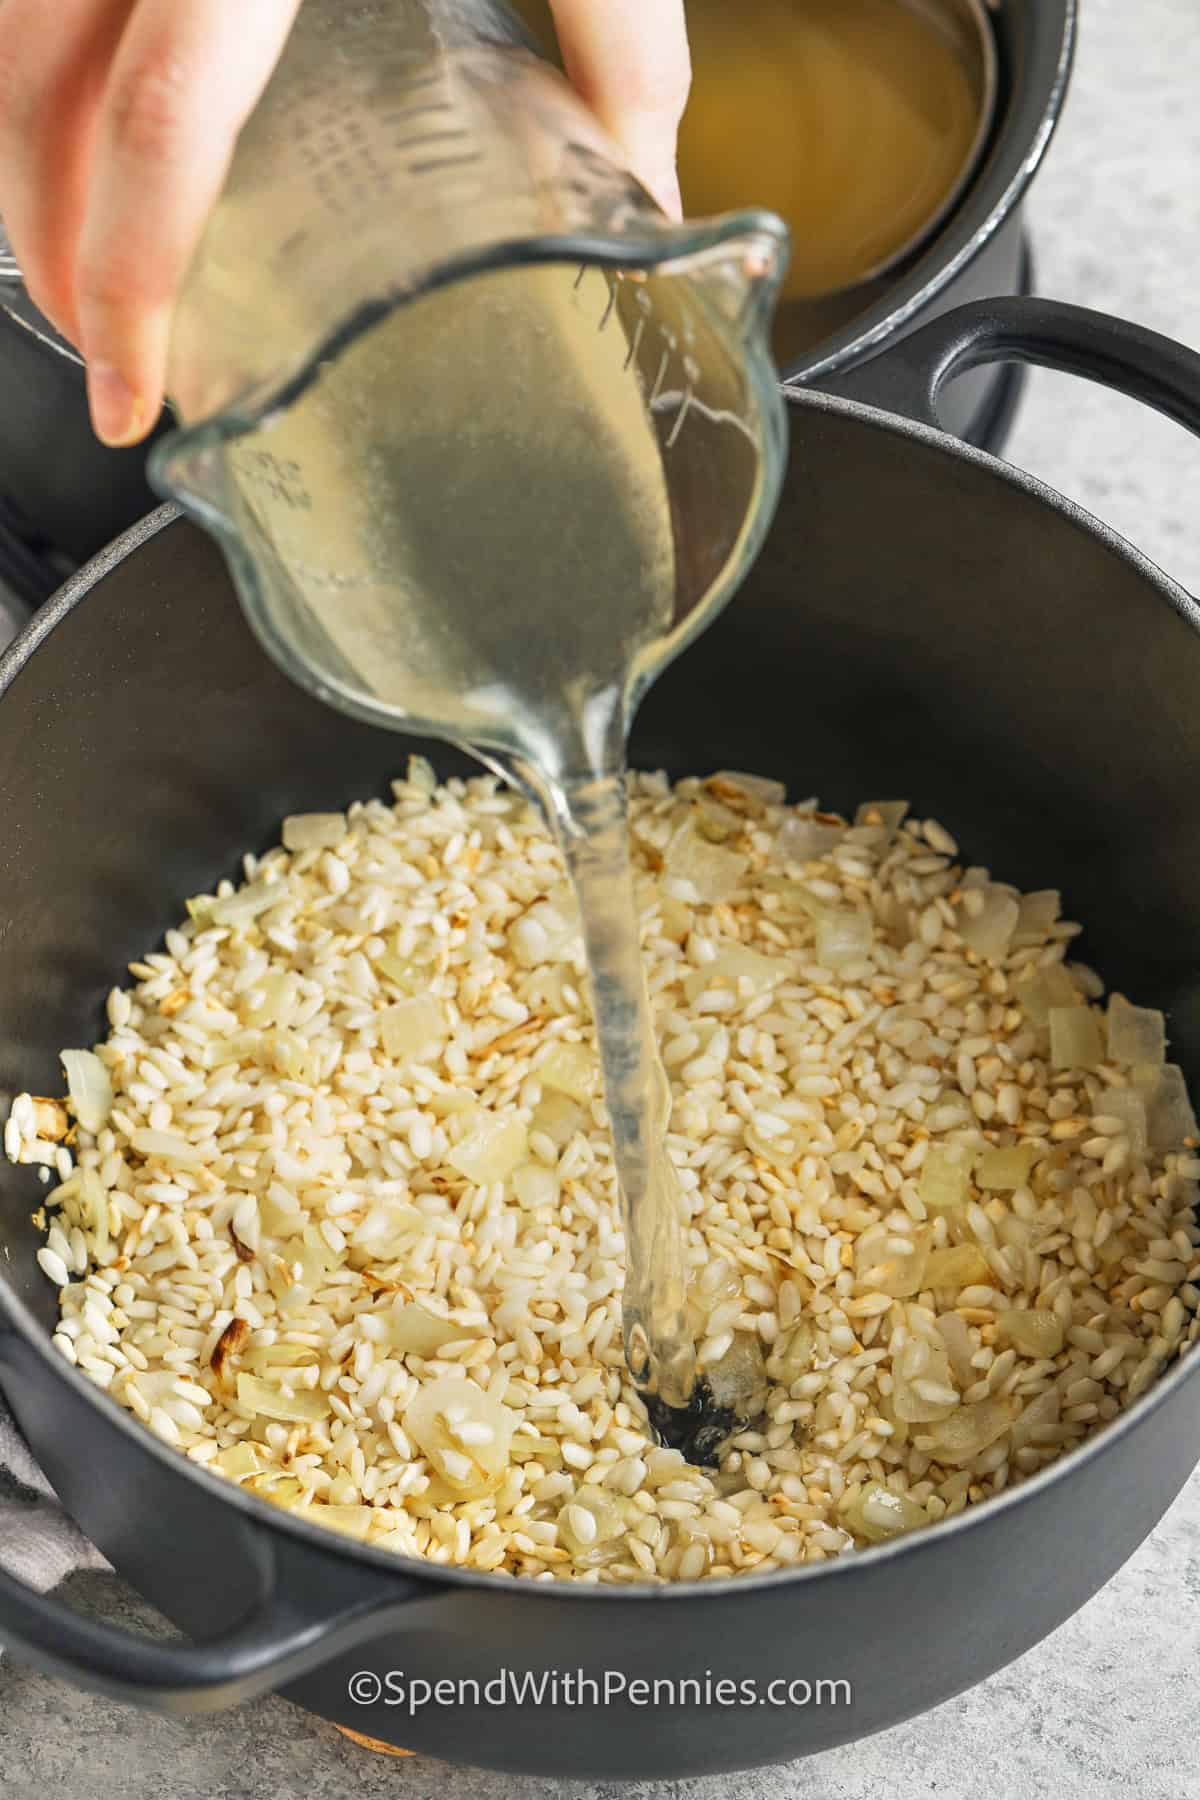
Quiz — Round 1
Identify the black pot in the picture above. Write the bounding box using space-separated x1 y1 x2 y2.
0 0 1073 597
0 295 1198 1778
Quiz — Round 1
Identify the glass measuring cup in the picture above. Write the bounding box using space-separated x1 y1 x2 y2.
149 0 791 775
149 0 790 1434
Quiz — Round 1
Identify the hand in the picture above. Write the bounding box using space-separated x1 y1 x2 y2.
0 0 690 453
548 0 691 221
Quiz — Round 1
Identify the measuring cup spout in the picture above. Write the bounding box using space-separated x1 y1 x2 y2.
643 211 791 341
152 437 233 535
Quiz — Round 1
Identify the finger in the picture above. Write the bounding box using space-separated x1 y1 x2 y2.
76 0 301 445
548 0 691 217
0 0 134 344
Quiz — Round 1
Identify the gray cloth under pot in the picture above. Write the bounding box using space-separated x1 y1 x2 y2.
0 1395 109 1647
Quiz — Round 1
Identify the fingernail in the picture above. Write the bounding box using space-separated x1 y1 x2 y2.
86 361 144 448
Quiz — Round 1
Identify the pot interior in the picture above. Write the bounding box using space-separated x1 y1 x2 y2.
2 393 1197 1345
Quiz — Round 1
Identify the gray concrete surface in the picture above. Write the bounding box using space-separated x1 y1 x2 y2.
2 0 1199 1794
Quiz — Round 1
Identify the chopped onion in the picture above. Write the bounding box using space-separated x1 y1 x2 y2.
376 945 433 994
61 1049 112 1134
1140 1063 1198 1150
693 797 743 843
1049 1005 1105 1070
1106 995 1167 1067
293 1502 374 1541
976 1144 1037 1191
936 1311 976 1388
815 906 873 970
251 1475 306 1509
236 1372 330 1423
844 1479 927 1543
957 886 1020 961
380 997 446 1061
406 754 437 793
403 1375 514 1498
765 1318 815 1383
709 770 787 808
531 1091 584 1148
283 1242 338 1296
243 1344 317 1372
925 1397 1014 1464
388 1302 462 1357
538 1041 596 1103
925 1244 990 1292
776 814 844 865
997 1307 1064 1358
856 1226 931 1298
1010 1384 1061 1450
665 820 749 903
692 1257 742 1309
557 1484 629 1560
512 1163 560 1211
892 1335 957 1422
282 812 346 853
1015 890 1061 939
213 1441 265 1479
684 945 783 1003
853 801 909 843
1016 962 1079 1025
1094 1086 1147 1153
422 1085 477 1118
758 875 824 919
918 1145 976 1211
448 1115 527 1184
350 1198 424 1256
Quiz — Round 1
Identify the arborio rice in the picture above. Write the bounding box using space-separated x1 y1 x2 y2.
7 764 1200 1582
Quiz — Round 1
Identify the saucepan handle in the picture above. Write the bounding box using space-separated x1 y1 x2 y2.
0 1522 434 1713
820 296 1200 440
0 1340 439 1713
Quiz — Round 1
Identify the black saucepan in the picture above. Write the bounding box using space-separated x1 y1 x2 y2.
0 296 1197 1778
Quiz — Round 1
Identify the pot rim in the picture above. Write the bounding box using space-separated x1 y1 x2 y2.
785 0 1077 384
2 382 1198 1602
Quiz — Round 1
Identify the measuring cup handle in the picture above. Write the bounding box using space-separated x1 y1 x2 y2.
816 297 1200 442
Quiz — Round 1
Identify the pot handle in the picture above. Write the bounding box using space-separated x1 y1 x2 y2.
0 1342 441 1714
819 296 1200 438
0 1527 435 1711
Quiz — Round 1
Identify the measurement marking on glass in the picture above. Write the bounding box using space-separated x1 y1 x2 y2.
597 282 618 333
391 128 472 154
383 103 458 132
621 315 645 372
648 347 670 407
665 386 692 450
410 152 485 177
